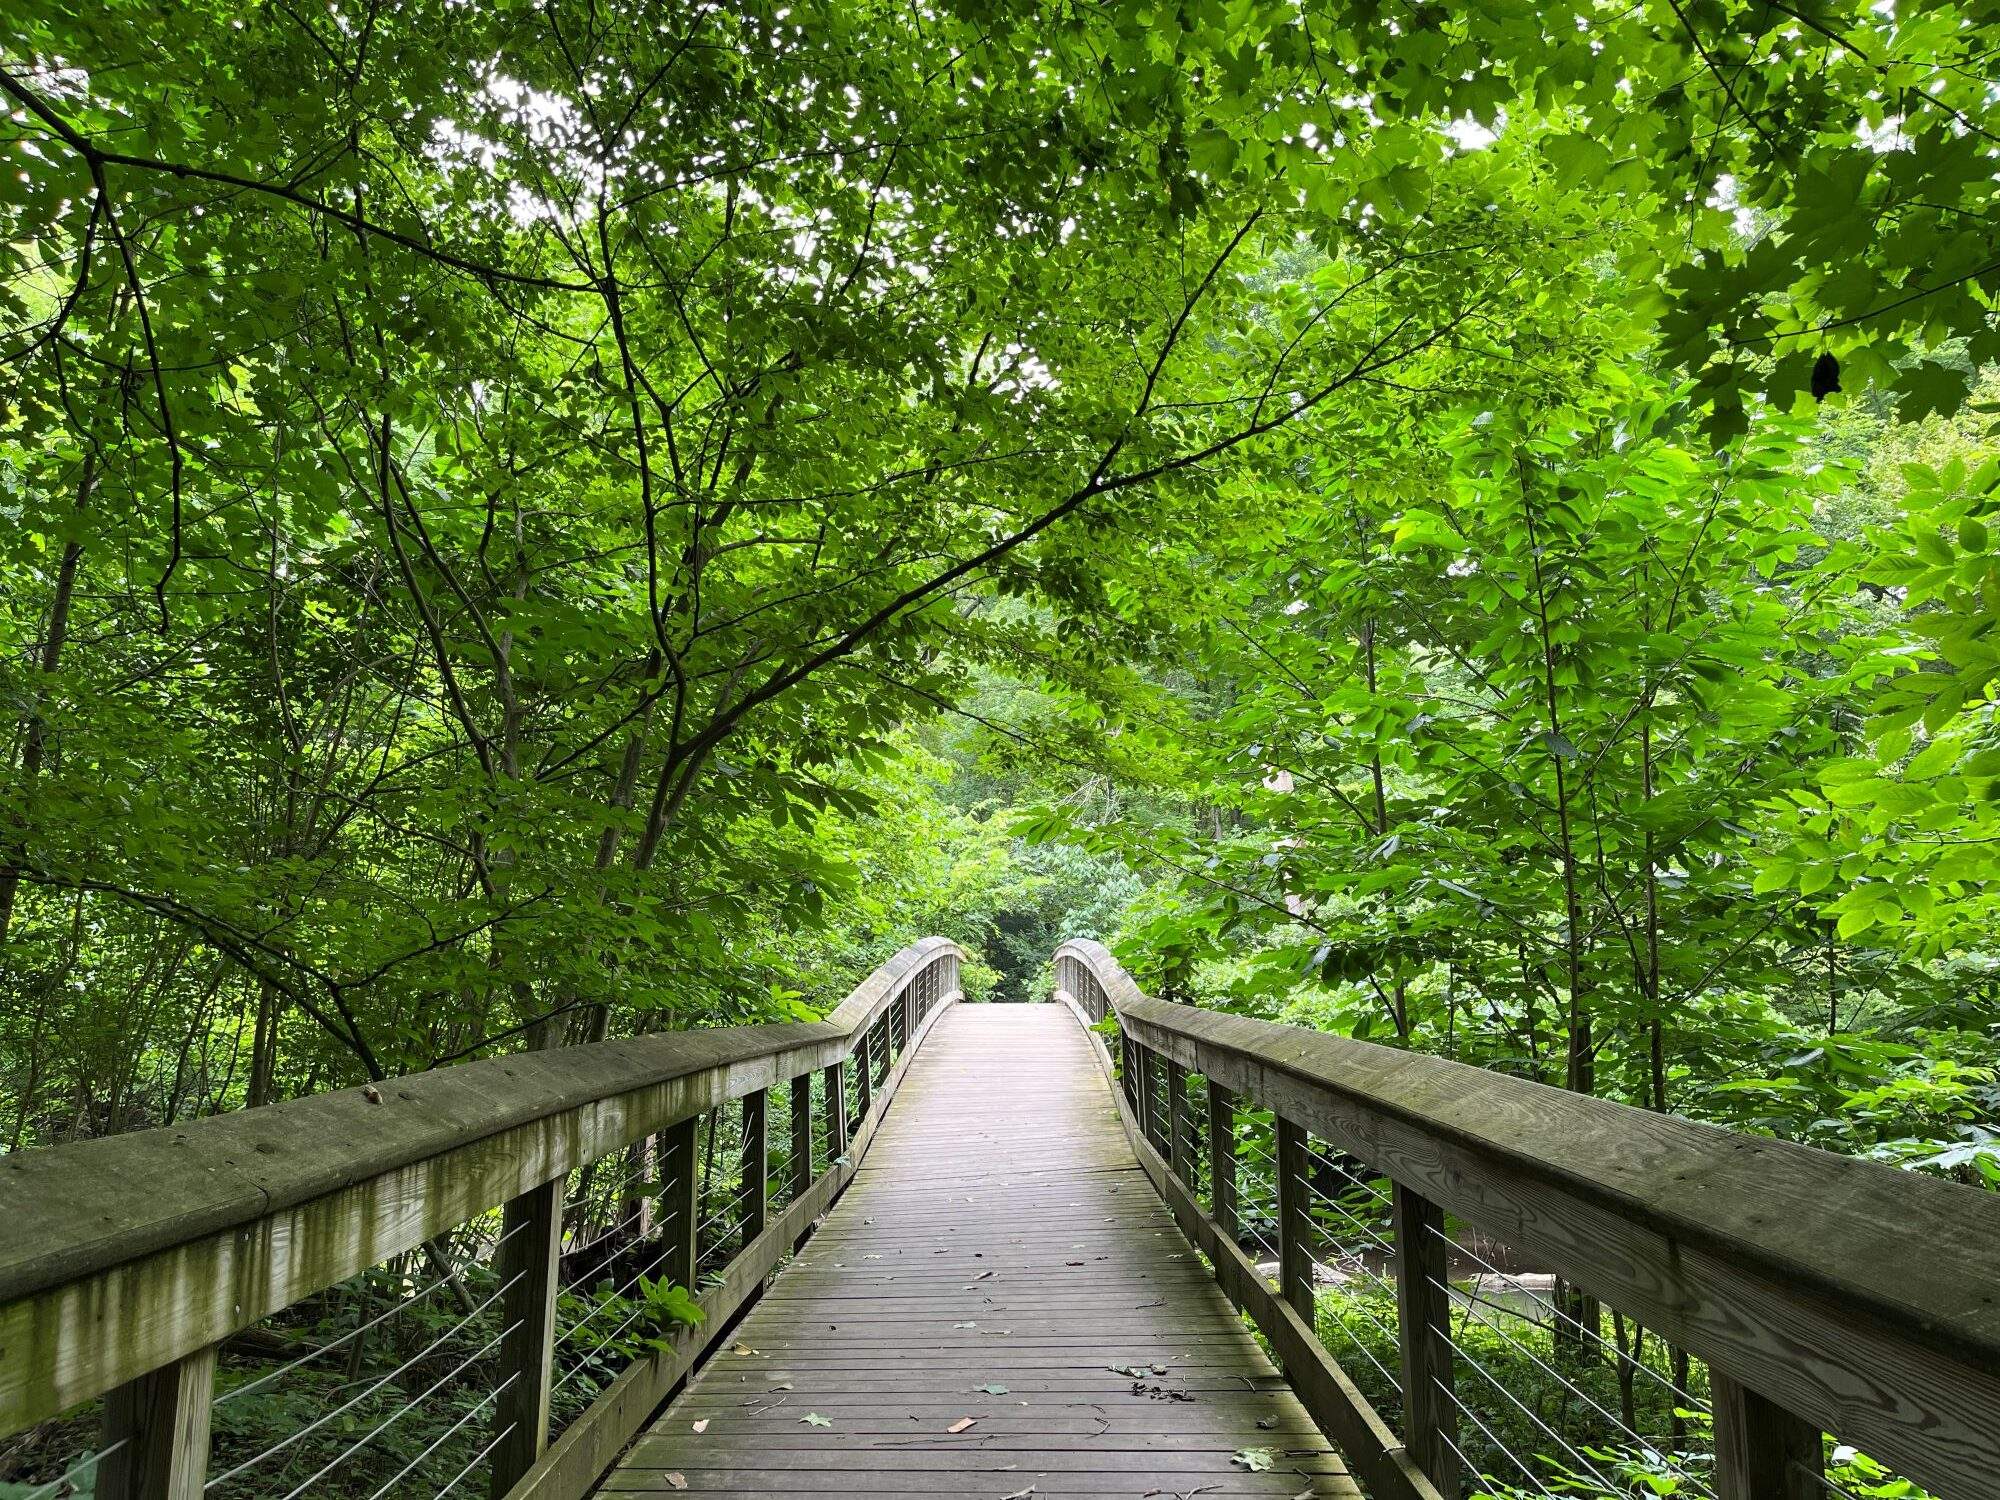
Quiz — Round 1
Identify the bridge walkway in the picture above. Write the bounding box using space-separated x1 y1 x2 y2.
602 1005 1358 1497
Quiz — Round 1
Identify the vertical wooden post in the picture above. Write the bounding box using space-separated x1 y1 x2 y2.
626 1134 657 1239
1713 1370 1824 1500
824 1061 848 1160
903 977 917 1050
98 1346 216 1500
1276 1116 1314 1322
1164 1059 1193 1184
1207 1081 1238 1238
1133 1045 1158 1148
660 1115 699 1293
488 1177 562 1496
790 1073 813 1194
741 1088 769 1242
1392 1182 1459 1497
854 1031 873 1121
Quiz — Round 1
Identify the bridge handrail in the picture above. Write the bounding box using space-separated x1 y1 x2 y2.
1054 937 2000 1500
0 935 963 1500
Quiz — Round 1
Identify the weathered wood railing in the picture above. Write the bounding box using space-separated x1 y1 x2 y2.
1053 938 2000 1500
0 937 962 1500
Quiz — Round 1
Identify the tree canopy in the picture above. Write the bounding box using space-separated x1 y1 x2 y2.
3 0 1997 1167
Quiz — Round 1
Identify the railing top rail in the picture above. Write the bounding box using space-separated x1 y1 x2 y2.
3 937 955 1305
1056 937 2000 1500
1057 937 2000 1364
0 936 960 1434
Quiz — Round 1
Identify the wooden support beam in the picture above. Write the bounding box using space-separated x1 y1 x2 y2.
489 1177 562 1497
823 1061 848 1161
1133 1045 1160 1153
1276 1115 1314 1323
854 1032 872 1122
1164 1059 1194 1185
1392 1182 1458 1499
740 1089 768 1243
98 1346 215 1500
789 1073 812 1199
1713 1370 1824 1500
1207 1081 1238 1238
659 1115 698 1293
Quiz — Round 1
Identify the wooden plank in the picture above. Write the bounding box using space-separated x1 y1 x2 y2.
1391 1182 1457 1498
0 940 963 1435
606 1007 1361 1500
490 1178 563 1495
1063 939 2000 1500
97 1345 214 1500
1713 1369 1825 1500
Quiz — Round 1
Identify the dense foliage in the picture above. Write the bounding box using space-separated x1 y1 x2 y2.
4 1 1999 1493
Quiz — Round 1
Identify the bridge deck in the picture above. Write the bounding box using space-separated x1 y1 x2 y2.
602 1004 1359 1496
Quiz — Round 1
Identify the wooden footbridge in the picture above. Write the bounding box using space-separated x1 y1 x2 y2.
2 938 1997 1500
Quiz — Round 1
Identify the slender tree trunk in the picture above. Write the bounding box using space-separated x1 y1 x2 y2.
248 978 283 1108
1520 464 1600 1357
1362 620 1410 1039
0 456 95 946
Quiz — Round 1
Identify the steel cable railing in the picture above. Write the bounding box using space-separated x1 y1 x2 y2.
16 1438 128 1500
204 1267 525 1493
0 937 964 1500
1052 936 1984 1500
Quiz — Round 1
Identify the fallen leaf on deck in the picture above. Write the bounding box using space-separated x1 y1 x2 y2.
1232 1446 1274 1472
977 1382 1009 1395
948 1417 977 1433
801 1412 833 1427
664 1474 686 1490
691 1418 708 1433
